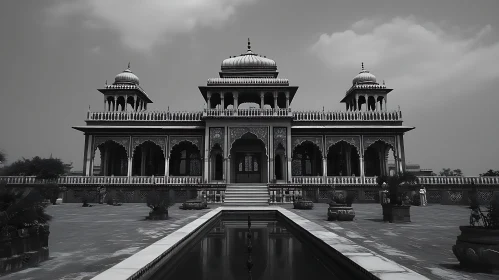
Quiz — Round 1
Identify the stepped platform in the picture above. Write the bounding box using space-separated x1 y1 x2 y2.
223 183 269 206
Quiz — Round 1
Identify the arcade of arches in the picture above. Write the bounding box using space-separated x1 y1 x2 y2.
93 140 201 177
90 137 399 180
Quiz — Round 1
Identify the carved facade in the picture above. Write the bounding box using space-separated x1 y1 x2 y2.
75 40 413 183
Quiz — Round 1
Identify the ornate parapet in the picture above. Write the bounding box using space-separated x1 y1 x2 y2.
87 111 203 121
203 108 292 118
293 110 402 122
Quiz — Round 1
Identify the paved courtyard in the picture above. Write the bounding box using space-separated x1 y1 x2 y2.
3 202 498 280
286 203 498 280
2 203 212 280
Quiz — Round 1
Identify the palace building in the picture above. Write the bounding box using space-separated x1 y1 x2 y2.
71 39 414 205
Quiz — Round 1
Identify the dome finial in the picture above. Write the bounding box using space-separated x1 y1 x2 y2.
361 62 364 71
105 80 107 85
247 38 251 51
127 62 131 69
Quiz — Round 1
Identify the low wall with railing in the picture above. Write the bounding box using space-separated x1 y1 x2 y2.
84 109 404 122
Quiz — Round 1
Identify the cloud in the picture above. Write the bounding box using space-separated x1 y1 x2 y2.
90 46 101 54
47 0 257 52
310 17 499 98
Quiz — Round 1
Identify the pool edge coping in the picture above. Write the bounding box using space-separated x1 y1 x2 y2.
91 206 429 280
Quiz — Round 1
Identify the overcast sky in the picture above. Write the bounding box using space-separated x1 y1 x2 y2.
1 0 498 175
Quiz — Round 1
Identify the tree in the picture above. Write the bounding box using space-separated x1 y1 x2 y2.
0 156 65 179
0 150 5 164
480 170 499 176
439 168 463 176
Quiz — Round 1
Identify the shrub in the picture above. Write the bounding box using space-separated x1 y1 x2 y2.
0 184 52 238
377 172 419 206
146 190 172 214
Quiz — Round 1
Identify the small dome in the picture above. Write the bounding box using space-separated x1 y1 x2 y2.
352 63 377 85
221 38 277 70
114 64 140 85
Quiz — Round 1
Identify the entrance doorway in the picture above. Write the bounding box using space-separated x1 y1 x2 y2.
230 133 267 184
235 152 261 183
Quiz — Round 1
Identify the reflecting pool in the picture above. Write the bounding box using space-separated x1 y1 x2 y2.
153 216 341 280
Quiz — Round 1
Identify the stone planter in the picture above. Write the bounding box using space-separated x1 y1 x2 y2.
452 226 499 270
179 200 208 210
147 210 169 220
293 200 314 210
0 225 50 274
327 204 355 221
382 204 411 223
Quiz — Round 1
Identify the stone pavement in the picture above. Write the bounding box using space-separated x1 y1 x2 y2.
1 203 211 280
285 203 498 280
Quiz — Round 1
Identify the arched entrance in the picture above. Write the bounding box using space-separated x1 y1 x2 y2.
291 141 323 176
132 141 165 176
274 143 285 181
169 141 202 176
210 144 224 181
327 141 360 176
95 140 128 176
230 133 267 183
364 140 395 176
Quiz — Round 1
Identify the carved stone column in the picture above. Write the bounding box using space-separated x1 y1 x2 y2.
140 147 146 176
233 92 239 115
260 92 265 109
207 91 211 109
273 92 278 109
375 95 379 111
165 153 170 177
286 127 292 182
322 158 327 181
285 91 290 109
104 96 107 111
83 135 92 176
346 147 352 176
359 156 365 178
127 157 133 177
400 134 406 172
204 128 210 182
269 127 274 182
220 93 225 110
224 126 229 183
384 96 388 111
103 146 110 176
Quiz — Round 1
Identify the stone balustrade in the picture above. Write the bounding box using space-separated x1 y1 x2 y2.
203 108 292 117
292 110 402 122
418 176 499 185
87 111 203 121
85 109 403 122
0 176 203 185
1 175 498 186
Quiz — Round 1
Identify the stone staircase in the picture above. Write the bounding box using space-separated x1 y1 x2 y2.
223 184 270 206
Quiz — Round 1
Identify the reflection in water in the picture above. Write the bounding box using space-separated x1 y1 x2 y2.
163 219 339 280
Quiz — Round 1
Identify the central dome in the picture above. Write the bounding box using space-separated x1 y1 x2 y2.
221 39 277 70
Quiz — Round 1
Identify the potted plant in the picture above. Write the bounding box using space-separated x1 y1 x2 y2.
452 187 499 271
293 194 314 210
179 196 208 210
377 172 419 223
0 182 51 273
327 190 355 221
146 190 172 220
